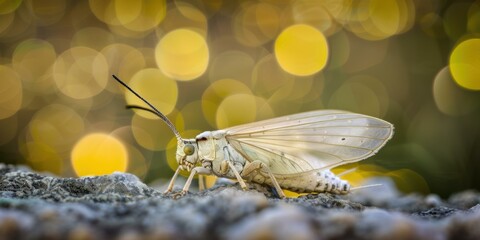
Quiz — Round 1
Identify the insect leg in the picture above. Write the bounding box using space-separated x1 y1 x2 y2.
180 167 212 195
164 167 181 193
222 147 248 190
198 175 206 191
241 161 286 198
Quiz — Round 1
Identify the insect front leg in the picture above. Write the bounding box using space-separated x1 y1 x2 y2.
242 161 286 198
164 167 181 193
176 167 212 197
221 147 248 190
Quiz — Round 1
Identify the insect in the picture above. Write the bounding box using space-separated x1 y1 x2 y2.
112 75 394 198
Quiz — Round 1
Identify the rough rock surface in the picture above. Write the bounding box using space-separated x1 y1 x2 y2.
1 164 479 240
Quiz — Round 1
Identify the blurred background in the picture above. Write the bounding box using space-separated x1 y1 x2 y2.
0 0 479 197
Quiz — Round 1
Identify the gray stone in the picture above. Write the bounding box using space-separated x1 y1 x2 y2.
1 163 480 239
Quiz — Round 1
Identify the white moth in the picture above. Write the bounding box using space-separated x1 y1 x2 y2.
113 75 394 198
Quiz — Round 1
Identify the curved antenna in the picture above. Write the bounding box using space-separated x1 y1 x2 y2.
112 75 182 141
126 105 160 115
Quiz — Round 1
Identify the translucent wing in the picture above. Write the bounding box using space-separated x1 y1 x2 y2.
225 110 394 175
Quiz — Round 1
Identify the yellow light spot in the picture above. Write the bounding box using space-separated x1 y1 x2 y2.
101 43 146 93
110 126 148 179
292 0 338 36
180 100 209 130
71 133 128 177
27 0 66 26
156 28 209 81
449 38 480 90
216 93 256 129
12 39 57 94
233 2 281 47
201 175 218 190
274 24 329 76
131 110 184 151
124 68 178 119
368 0 401 37
21 141 62 175
433 67 479 116
72 27 114 50
387 169 429 194
252 54 294 96
115 0 166 32
53 47 109 99
160 2 208 37
29 104 85 151
0 0 21 14
328 80 382 117
89 0 166 32
201 79 252 128
0 65 22 119
345 0 414 40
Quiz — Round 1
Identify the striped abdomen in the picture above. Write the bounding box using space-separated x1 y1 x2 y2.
249 170 351 194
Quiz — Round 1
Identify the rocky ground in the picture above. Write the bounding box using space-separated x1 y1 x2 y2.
1 164 480 240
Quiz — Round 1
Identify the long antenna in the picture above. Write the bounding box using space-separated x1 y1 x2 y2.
112 75 182 141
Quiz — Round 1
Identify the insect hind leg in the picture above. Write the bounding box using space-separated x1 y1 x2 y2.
242 161 286 199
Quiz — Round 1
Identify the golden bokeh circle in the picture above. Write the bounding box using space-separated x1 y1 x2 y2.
12 39 57 94
274 24 329 76
124 68 178 119
201 78 253 128
155 28 209 81
449 38 480 90
89 0 166 32
53 47 109 99
433 67 479 116
115 0 166 31
71 133 128 177
0 65 22 119
101 43 146 92
0 0 21 14
216 93 257 129
28 104 85 151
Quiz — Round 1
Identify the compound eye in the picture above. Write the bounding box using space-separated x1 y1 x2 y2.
183 144 195 156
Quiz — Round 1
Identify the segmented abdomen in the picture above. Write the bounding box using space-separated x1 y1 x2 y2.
249 170 350 194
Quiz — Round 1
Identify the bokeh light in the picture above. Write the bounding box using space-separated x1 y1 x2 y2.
1 0 480 197
89 0 166 32
233 2 281 47
53 47 109 99
12 39 57 95
274 24 329 76
160 2 208 37
216 93 257 129
345 0 415 40
71 133 128 177
201 78 253 128
131 110 184 151
328 75 389 117
156 28 209 81
0 65 22 119
26 0 66 26
101 43 146 92
0 0 21 14
124 68 178 119
449 38 480 90
433 67 479 116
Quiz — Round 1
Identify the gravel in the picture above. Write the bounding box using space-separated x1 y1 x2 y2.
1 163 479 239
